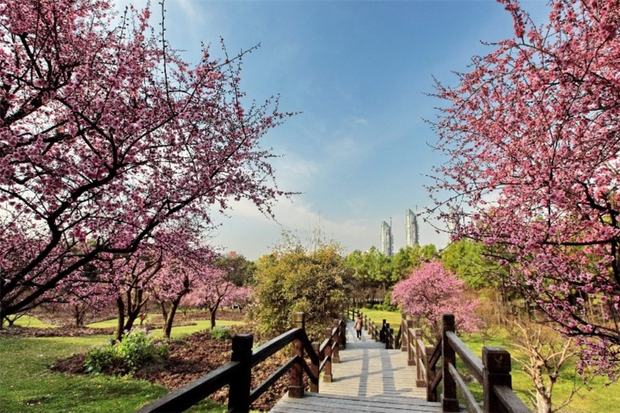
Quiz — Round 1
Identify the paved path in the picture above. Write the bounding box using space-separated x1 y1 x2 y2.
270 321 442 413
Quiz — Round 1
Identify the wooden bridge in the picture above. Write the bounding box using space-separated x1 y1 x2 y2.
137 311 531 413
270 319 442 412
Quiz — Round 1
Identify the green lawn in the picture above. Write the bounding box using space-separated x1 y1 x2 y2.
0 318 244 412
0 335 169 413
13 315 58 328
86 314 246 339
354 308 404 329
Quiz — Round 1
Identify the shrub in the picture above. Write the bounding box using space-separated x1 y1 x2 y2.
84 328 168 375
84 346 116 374
211 326 231 341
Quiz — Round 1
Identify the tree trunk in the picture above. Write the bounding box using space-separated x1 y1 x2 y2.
123 288 146 334
536 392 552 413
115 296 125 341
163 298 181 339
160 301 168 325
209 306 217 330
74 304 87 327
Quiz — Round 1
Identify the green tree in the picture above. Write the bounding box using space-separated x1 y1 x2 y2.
440 239 494 289
214 254 256 287
345 249 372 304
253 243 352 340
390 244 437 282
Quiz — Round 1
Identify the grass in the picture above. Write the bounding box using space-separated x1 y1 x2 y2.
13 315 58 328
0 317 247 412
0 335 168 412
86 314 246 339
354 308 403 329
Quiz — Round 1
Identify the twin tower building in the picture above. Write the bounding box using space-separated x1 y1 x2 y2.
380 209 419 256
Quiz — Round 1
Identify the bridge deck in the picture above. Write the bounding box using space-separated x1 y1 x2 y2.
270 321 443 412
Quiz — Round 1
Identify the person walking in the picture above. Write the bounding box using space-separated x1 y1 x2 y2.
354 314 363 339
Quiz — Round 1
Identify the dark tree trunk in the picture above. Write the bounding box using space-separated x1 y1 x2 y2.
163 297 181 339
115 296 125 341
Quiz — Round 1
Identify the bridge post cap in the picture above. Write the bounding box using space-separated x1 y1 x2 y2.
292 312 305 330
442 314 455 324
482 347 511 373
231 334 254 362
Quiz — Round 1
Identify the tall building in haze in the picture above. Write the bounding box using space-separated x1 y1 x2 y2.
406 209 419 247
380 220 393 256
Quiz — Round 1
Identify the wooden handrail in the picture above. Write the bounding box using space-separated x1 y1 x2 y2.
137 312 345 413
402 313 531 413
136 360 241 412
445 331 483 383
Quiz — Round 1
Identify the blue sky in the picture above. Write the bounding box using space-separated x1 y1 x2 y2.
122 0 549 259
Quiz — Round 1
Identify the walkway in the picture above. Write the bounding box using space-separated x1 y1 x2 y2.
270 321 443 412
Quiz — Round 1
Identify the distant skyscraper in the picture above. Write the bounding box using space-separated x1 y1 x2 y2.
380 220 393 256
406 209 419 247
447 206 458 233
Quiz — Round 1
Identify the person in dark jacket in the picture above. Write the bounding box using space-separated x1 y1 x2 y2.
354 314 363 339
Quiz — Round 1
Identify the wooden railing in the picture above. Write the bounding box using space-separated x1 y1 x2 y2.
400 313 531 413
346 308 398 349
137 312 345 413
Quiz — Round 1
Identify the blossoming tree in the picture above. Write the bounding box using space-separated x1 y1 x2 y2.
148 233 216 339
430 0 620 378
183 267 239 330
0 0 288 319
391 260 479 339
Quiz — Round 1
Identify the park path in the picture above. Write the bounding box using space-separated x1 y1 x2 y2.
270 320 443 413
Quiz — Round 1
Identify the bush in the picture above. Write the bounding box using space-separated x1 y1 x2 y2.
84 346 116 374
211 326 231 341
85 328 168 375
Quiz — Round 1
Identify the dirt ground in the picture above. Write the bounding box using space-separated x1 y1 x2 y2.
4 310 293 412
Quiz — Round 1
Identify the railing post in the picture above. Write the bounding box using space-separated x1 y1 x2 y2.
338 314 346 348
311 342 319 393
426 345 436 400
383 323 390 349
407 322 416 366
380 319 387 343
228 334 253 413
483 347 512 413
387 327 394 349
411 328 424 387
289 312 305 399
401 313 408 352
442 313 459 412
323 327 333 382
332 328 341 364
